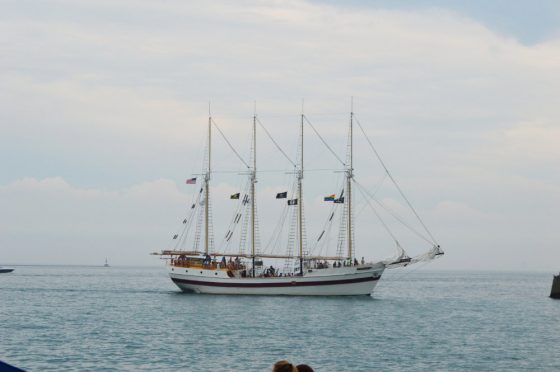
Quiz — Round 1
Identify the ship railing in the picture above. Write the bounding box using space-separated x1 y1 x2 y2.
171 259 246 271
155 250 349 261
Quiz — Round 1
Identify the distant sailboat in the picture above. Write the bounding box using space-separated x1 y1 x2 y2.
104 258 110 267
154 103 443 295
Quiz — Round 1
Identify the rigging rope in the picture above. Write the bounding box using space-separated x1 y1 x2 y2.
218 178 250 252
310 180 343 256
354 116 439 246
211 118 250 169
354 179 434 245
303 115 346 167
384 259 432 280
354 181 400 245
256 117 297 167
263 177 297 255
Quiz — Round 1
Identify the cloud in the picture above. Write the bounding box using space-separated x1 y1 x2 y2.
1 0 559 269
434 200 489 222
0 177 188 265
501 121 560 163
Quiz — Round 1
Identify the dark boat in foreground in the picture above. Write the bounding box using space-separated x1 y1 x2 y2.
0 267 14 273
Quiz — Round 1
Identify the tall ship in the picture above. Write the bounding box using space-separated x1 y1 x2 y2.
155 103 443 295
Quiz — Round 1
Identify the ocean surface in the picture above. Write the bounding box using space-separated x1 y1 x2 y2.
1 266 559 371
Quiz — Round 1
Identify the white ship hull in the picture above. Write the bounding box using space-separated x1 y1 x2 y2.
168 263 385 296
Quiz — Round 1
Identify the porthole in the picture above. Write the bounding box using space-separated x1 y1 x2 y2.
215 272 218 275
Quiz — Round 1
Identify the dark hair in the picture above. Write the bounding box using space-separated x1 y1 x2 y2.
296 364 314 372
272 360 298 372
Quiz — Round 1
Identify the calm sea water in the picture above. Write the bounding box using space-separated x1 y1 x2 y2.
1 266 559 371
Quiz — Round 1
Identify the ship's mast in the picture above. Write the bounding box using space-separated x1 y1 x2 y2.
298 109 304 275
205 109 211 256
251 109 257 277
347 99 353 262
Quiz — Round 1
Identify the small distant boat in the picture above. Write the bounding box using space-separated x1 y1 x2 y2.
550 273 560 299
0 267 14 274
103 258 110 267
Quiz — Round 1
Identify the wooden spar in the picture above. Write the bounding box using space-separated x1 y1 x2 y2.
348 100 353 261
205 109 211 255
251 110 256 277
299 109 304 274
153 250 201 256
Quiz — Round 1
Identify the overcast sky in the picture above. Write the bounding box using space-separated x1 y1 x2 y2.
1 0 559 271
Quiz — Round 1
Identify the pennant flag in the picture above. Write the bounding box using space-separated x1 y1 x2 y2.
173 234 178 239
276 191 288 199
287 199 298 206
186 177 197 184
324 194 336 202
334 197 345 204
230 193 240 199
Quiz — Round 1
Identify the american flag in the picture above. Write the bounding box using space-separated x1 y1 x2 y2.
186 177 197 184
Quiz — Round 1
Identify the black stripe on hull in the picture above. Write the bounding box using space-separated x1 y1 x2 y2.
171 275 380 288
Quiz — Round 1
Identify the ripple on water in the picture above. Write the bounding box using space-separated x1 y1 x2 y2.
1 267 559 371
